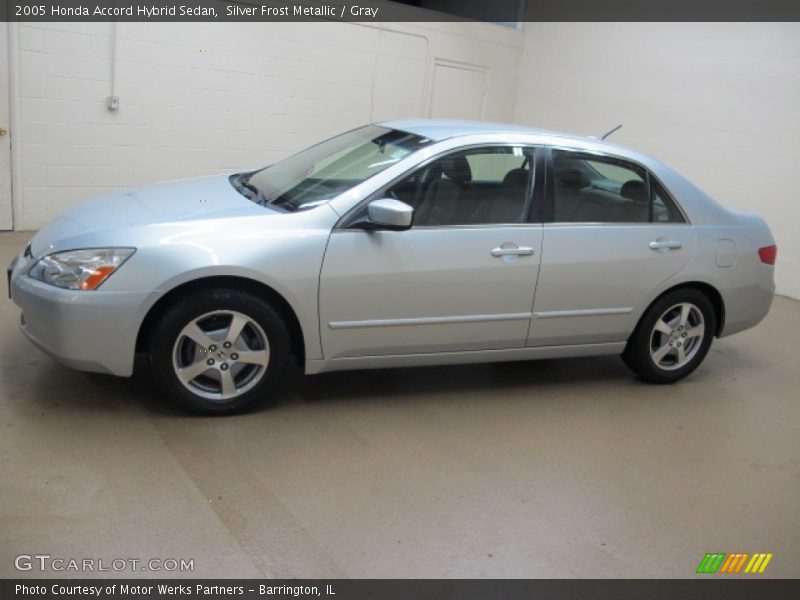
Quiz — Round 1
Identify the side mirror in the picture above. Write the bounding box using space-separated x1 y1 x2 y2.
365 198 413 231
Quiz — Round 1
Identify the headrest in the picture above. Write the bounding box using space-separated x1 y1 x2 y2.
557 168 590 188
620 180 648 204
503 168 529 189
441 155 472 183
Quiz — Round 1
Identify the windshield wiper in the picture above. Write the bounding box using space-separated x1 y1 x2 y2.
231 172 267 204
242 179 263 201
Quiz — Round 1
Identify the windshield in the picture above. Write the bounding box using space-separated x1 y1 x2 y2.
239 125 433 212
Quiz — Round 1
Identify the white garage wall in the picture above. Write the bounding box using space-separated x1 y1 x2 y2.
9 19 523 229
514 23 800 299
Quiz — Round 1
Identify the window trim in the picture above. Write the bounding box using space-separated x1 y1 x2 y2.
649 175 687 225
543 146 690 226
335 143 545 231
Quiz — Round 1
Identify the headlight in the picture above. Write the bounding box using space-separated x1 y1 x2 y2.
28 248 135 290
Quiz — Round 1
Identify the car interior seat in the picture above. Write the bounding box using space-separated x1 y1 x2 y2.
471 168 529 224
414 155 473 226
619 180 651 223
554 168 592 221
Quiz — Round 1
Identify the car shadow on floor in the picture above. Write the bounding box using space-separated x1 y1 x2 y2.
15 345 742 419
286 355 632 406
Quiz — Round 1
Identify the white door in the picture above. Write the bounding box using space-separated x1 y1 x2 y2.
319 145 541 360
0 23 13 229
430 62 486 120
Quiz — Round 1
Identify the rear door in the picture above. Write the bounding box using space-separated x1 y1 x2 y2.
528 148 694 346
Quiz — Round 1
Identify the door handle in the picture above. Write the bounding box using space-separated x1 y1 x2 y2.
649 240 682 251
491 246 534 257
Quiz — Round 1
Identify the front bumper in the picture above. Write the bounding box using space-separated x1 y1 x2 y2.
9 254 154 376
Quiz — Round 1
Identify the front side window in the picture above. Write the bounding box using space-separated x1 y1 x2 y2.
385 146 536 226
239 125 433 212
552 149 684 223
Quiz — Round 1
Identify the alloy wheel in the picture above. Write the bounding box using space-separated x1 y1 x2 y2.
649 302 705 371
172 310 270 401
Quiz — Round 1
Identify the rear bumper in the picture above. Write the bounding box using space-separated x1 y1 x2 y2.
719 277 775 338
10 256 154 376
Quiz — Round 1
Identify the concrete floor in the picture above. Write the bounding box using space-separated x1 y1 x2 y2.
0 230 797 579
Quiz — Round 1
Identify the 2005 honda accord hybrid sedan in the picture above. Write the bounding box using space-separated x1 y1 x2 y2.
8 120 776 413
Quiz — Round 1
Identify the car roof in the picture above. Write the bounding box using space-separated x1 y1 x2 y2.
377 118 671 179
378 119 597 144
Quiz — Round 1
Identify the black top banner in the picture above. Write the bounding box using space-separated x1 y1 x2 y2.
3 0 800 22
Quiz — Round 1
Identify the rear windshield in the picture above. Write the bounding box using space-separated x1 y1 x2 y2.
236 125 433 212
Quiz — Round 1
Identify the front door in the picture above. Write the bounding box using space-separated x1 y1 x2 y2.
320 145 542 360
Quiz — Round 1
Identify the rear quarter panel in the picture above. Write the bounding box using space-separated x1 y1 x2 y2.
630 216 775 339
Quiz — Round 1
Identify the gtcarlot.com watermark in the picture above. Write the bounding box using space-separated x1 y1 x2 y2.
15 554 194 573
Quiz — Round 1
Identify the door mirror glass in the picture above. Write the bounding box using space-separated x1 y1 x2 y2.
366 198 413 230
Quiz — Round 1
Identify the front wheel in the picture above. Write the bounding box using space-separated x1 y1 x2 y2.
148 288 290 414
623 289 716 384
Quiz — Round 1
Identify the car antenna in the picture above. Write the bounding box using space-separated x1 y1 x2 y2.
600 124 622 140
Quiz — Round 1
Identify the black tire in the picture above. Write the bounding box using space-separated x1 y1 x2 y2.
623 288 716 384
148 288 290 414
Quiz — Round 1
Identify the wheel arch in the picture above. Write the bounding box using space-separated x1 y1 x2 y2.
633 281 725 340
135 276 306 366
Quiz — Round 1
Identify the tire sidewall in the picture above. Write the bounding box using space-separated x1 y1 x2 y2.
624 289 716 384
149 288 290 414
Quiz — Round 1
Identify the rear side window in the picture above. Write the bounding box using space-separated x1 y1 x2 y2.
651 178 686 223
551 149 684 224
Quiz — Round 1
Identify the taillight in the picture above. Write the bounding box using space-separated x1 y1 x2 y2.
758 245 777 265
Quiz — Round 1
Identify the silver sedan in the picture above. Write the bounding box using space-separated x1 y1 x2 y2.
8 120 776 413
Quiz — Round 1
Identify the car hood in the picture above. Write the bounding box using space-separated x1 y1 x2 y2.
30 174 277 255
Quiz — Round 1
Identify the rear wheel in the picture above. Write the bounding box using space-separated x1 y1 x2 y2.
623 289 716 383
149 288 290 414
